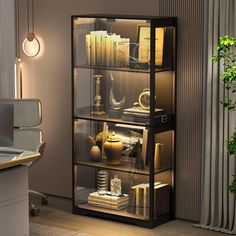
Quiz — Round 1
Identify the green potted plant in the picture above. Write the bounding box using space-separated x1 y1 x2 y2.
213 35 236 194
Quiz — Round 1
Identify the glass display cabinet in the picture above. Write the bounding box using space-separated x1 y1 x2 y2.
72 15 177 228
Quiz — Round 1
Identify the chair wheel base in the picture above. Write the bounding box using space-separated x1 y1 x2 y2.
31 206 40 216
41 196 48 205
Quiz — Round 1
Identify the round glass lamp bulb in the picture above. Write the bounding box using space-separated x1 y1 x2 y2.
22 33 40 57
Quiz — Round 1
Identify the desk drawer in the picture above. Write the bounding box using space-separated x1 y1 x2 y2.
0 198 29 236
0 166 28 203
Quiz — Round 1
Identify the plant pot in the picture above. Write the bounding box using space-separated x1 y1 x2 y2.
104 132 123 165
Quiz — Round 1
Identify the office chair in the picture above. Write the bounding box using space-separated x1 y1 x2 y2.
0 99 48 216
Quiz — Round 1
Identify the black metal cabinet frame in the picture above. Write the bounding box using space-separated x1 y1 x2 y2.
71 14 177 228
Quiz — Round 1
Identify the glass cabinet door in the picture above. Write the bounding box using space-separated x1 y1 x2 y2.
74 119 152 220
150 23 176 221
73 17 155 126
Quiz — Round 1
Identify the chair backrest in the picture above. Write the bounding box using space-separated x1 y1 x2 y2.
0 99 43 152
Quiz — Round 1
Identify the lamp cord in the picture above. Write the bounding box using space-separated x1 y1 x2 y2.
17 0 20 57
27 0 30 34
14 0 20 57
27 0 35 34
32 0 34 33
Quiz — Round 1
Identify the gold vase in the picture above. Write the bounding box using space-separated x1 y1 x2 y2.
90 145 101 162
104 132 123 165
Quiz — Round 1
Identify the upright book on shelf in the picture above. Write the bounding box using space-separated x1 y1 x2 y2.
127 182 170 219
96 31 107 65
90 31 96 65
86 34 91 65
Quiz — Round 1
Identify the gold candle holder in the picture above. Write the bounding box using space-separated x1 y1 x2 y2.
91 74 105 115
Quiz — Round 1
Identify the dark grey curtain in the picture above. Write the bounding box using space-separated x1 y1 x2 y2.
197 0 236 234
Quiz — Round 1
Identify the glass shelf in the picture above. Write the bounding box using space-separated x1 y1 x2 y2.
74 114 147 127
75 160 171 176
74 113 174 132
74 106 174 127
74 65 173 74
75 204 146 220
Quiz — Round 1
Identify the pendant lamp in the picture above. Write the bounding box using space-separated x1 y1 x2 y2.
22 0 40 57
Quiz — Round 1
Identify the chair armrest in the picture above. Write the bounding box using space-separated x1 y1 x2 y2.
35 142 46 158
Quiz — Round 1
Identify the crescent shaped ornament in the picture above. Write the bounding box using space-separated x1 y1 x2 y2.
109 72 126 110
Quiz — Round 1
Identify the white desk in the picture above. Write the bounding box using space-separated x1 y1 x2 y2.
0 149 40 236
0 148 40 170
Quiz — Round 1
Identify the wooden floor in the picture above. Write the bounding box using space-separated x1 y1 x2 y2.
30 195 224 236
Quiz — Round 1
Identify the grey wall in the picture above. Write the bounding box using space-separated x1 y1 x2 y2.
18 0 204 221
0 0 15 98
159 0 204 221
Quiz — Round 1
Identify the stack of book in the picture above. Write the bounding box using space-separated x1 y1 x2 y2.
127 182 170 219
86 31 130 67
122 107 164 123
88 191 129 210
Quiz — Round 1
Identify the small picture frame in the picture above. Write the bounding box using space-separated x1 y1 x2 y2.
137 25 165 66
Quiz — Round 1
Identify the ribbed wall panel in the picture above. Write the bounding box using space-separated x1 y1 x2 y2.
159 0 204 221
